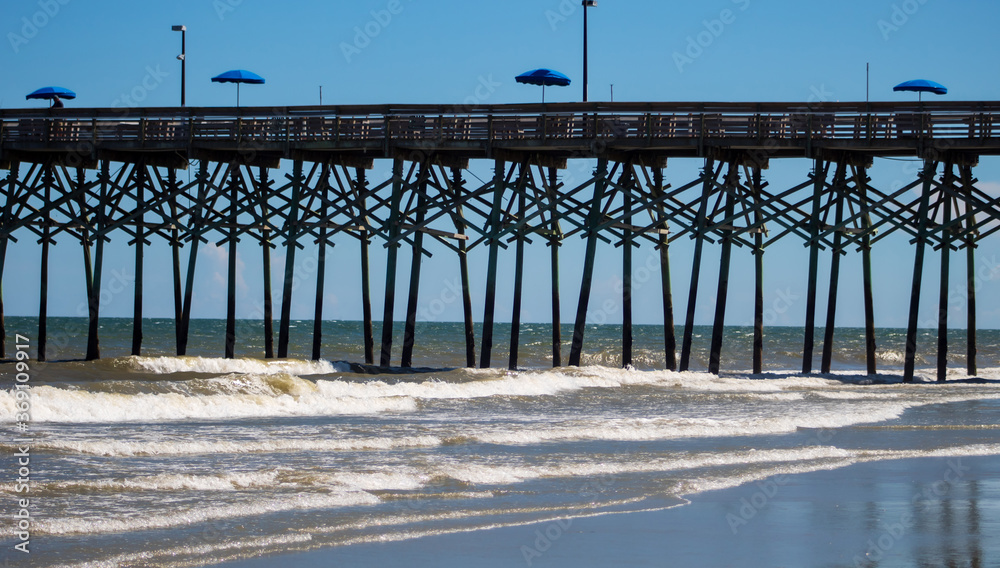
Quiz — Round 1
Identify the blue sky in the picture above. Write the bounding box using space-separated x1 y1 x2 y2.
3 0 1000 331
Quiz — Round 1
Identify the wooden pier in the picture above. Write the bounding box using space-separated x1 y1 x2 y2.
2 101 999 381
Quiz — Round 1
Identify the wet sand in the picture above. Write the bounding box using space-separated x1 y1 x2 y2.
220 454 1000 567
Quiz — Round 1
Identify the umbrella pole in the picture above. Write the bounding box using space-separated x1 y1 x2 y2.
237 84 241 107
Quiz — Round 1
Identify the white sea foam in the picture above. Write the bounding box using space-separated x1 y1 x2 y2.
34 467 431 495
50 533 314 568
36 434 443 456
436 445 858 485
33 490 379 536
0 380 415 423
128 355 350 376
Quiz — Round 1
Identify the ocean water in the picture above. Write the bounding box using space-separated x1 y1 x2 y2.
2 317 1000 567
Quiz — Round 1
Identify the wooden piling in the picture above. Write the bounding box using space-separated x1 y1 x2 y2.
169 169 184 356
225 165 238 359
380 158 404 367
0 162 15 359
278 160 304 359
178 161 209 357
357 168 375 365
479 159 506 369
568 156 609 367
821 164 846 374
962 165 978 377
312 227 327 361
132 164 145 356
84 165 103 361
260 167 275 359
401 163 427 369
937 166 953 382
802 160 826 374
0 231 6 360
903 160 937 382
708 164 736 375
857 165 877 376
509 165 527 371
312 166 330 362
38 164 52 362
622 167 634 369
680 157 716 371
548 167 562 367
452 168 476 368
653 168 677 371
752 167 764 375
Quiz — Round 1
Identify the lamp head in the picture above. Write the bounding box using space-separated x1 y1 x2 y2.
171 25 186 32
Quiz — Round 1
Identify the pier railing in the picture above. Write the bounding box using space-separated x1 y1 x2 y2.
2 101 999 152
3 101 1000 381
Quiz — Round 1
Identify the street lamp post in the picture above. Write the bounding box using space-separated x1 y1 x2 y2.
172 25 186 106
582 0 597 102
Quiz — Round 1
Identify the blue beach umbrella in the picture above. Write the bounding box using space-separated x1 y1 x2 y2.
516 69 571 103
26 86 76 107
211 69 265 107
893 79 947 101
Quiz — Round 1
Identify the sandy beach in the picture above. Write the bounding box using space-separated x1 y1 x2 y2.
221 454 999 568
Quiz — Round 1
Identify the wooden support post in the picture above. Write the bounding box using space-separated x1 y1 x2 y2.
680 157 715 371
569 156 609 367
357 168 375 365
509 165 527 370
548 167 562 367
0 162 14 359
225 164 239 359
937 165 953 382
859 165 877 376
802 159 825 374
380 158 404 367
654 167 677 371
401 163 428 369
480 159 506 369
132 164 145 356
821 164 846 374
622 167 634 369
752 167 764 375
709 164 736 375
312 232 327 358
179 161 209 357
453 168 476 368
38 164 52 362
904 160 937 382
0 230 6 360
84 166 103 361
312 165 331 362
278 160 304 359
169 169 184 356
260 167 275 359
962 165 977 377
